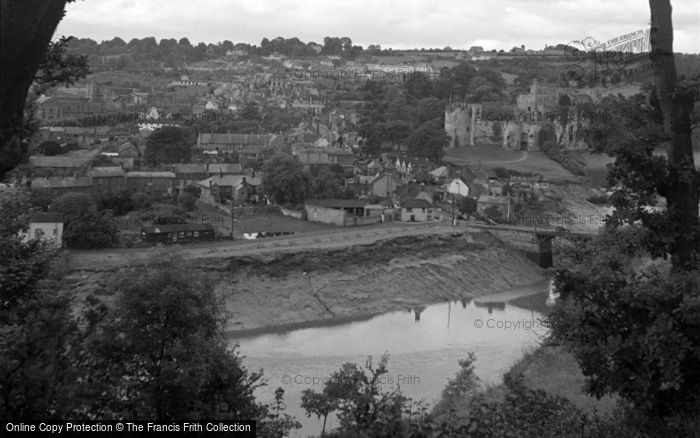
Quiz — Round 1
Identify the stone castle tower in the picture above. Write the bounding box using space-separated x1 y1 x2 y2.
444 103 482 148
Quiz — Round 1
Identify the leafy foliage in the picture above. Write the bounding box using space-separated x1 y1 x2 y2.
548 226 700 427
406 120 449 163
261 153 310 206
35 36 90 88
301 354 432 437
584 91 700 264
51 192 117 249
144 126 195 166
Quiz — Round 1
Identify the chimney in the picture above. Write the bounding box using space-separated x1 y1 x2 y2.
171 165 175 173
206 162 209 172
219 168 223 177
252 170 256 178
242 176 246 184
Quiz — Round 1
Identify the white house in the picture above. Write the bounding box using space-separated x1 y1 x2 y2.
446 178 470 197
22 213 64 248
400 198 436 222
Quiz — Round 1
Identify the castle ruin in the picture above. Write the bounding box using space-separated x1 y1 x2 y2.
444 80 592 151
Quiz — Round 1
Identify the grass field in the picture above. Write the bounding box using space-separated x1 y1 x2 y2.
445 146 578 181
506 344 619 416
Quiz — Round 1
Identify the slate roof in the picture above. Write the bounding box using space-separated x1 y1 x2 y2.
305 199 366 208
29 155 92 168
206 163 243 174
477 195 510 205
198 133 271 145
31 213 63 223
401 198 435 209
90 166 125 177
126 171 176 178
31 177 92 189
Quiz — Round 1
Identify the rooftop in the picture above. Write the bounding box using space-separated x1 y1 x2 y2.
402 198 435 209
31 177 92 189
305 199 366 208
198 133 272 145
29 155 92 168
198 174 262 187
141 223 214 234
90 166 125 177
126 171 176 178
31 213 63 223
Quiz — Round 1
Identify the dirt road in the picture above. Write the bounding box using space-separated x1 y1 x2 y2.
67 222 467 271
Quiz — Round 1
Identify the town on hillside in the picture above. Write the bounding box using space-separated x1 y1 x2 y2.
2 2 700 436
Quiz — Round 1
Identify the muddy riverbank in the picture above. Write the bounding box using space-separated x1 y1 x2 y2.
65 231 546 333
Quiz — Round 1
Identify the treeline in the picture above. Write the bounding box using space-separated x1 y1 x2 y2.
66 35 382 70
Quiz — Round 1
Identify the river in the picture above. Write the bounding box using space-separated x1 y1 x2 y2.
230 281 550 437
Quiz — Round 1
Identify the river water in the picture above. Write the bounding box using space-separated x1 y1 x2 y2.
230 283 550 437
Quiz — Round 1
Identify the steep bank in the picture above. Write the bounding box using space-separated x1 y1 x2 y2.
212 231 545 333
65 231 546 333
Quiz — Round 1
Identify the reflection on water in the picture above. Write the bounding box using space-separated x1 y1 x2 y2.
231 291 548 437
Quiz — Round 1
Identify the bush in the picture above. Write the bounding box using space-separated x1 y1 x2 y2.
51 193 117 249
130 192 151 210
540 141 586 176
95 190 134 216
587 194 610 205
178 192 196 211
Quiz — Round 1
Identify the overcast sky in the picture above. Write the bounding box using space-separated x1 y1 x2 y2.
56 0 699 53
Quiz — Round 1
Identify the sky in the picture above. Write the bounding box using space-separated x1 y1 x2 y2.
56 0 700 54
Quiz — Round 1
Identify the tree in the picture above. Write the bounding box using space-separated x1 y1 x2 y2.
459 197 477 215
647 0 699 269
546 2 700 433
144 126 194 166
406 119 450 162
404 72 435 99
0 186 36 237
301 389 336 436
416 97 445 125
38 141 62 156
0 186 84 420
261 153 310 206
548 228 700 433
178 192 196 211
85 253 270 422
301 354 428 436
240 101 261 121
51 193 117 249
0 1 89 179
309 165 346 199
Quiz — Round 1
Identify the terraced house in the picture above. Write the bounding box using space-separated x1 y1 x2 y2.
196 133 282 160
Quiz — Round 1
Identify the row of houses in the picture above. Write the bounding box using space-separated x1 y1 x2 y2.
29 162 248 198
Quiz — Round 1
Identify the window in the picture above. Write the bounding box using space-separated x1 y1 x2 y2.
34 229 44 239
178 232 185 238
186 232 192 236
406 208 413 212
194 231 200 237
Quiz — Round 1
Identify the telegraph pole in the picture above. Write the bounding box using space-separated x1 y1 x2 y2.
231 198 239 241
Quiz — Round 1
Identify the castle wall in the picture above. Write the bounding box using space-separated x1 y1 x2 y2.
444 98 589 152
444 105 470 148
